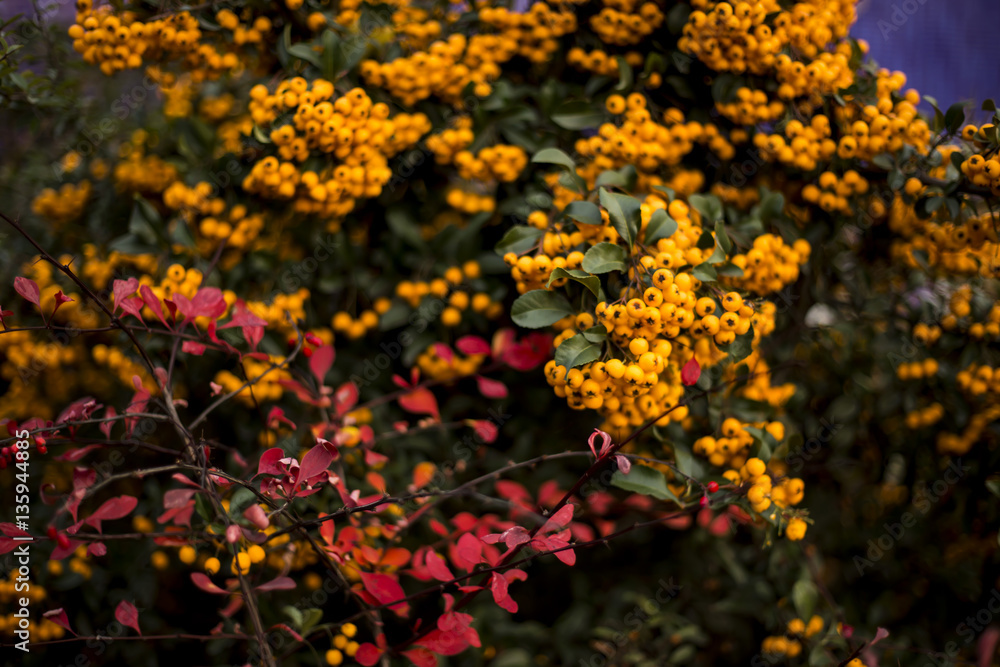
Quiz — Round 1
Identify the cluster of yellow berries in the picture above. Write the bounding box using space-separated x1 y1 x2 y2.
905 403 945 430
426 121 475 164
567 49 643 78
479 2 578 63
332 299 391 341
832 75 931 160
68 1 239 78
694 419 784 469
113 151 178 195
725 234 809 295
896 359 939 381
752 114 836 172
213 10 272 47
711 183 760 210
801 170 870 216
761 615 824 658
454 145 529 183
911 322 943 346
31 180 92 225
590 0 663 46
325 623 360 665
960 153 1000 196
395 262 501 326
957 364 1000 397
584 97 734 181
361 34 513 106
214 356 292 405
0 571 65 640
417 346 487 381
937 404 1000 456
201 543 267 577
890 202 1000 277
680 1 783 76
445 188 497 214
716 87 785 125
732 455 805 516
244 288 311 332
164 182 265 251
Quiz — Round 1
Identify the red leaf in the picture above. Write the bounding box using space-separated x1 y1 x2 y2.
139 285 171 329
218 308 268 330
334 382 359 417
182 340 207 355
403 648 438 667
56 445 102 462
115 600 141 636
455 533 483 569
87 542 107 557
540 504 575 534
112 278 139 313
119 296 145 323
52 290 73 316
85 495 138 533
309 345 335 384
426 551 455 582
359 572 409 615
356 643 383 666
296 443 334 486
244 504 269 530
190 573 229 595
490 572 513 611
190 287 227 319
433 342 454 364
43 608 76 635
399 387 440 421
256 576 296 592
456 335 491 355
14 276 40 306
100 407 116 440
681 357 701 386
475 375 508 399
256 448 286 477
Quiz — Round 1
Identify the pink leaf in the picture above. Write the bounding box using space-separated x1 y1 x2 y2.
182 340 207 355
540 504 575 534
334 381 359 417
456 335 491 355
433 343 454 364
255 576 296 592
309 345 335 384
613 454 631 475
87 542 107 557
226 525 241 543
112 278 139 313
296 443 334 485
100 407 116 440
119 296 145 323
190 573 230 595
218 308 268 330
43 608 76 635
870 627 890 647
681 357 701 386
190 287 227 319
115 600 141 636
588 429 612 458
468 419 498 443
455 533 483 569
14 276 40 306
426 551 455 582
475 375 508 399
85 495 138 533
243 504 269 530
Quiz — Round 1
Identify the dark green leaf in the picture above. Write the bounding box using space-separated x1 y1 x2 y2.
720 324 754 364
547 267 601 298
563 200 602 226
692 262 717 282
511 289 575 328
495 227 543 256
552 101 605 130
532 147 576 171
714 220 732 254
582 326 608 343
645 208 678 244
287 43 321 67
688 193 723 222
582 242 627 274
614 55 633 92
600 188 640 248
611 465 682 503
554 333 602 370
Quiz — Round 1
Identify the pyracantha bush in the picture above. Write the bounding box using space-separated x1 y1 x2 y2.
1 0 999 665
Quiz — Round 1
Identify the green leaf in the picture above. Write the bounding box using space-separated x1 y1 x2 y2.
599 188 640 248
511 289 575 328
716 263 745 277
321 30 343 81
554 333 602 371
582 326 608 343
582 242 627 274
692 262 717 282
532 147 576 171
652 185 676 200
614 55 633 92
645 208 678 244
671 440 705 479
983 99 997 112
944 102 966 134
563 200 603 226
871 154 895 171
720 324 754 365
792 580 819 620
986 479 1000 498
552 100 605 130
287 42 321 67
745 424 776 463
495 226 543 256
547 267 601 298
610 465 681 503
228 487 258 519
301 608 322 635
688 193 723 222
283 606 304 630
714 220 732 254
387 207 426 249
